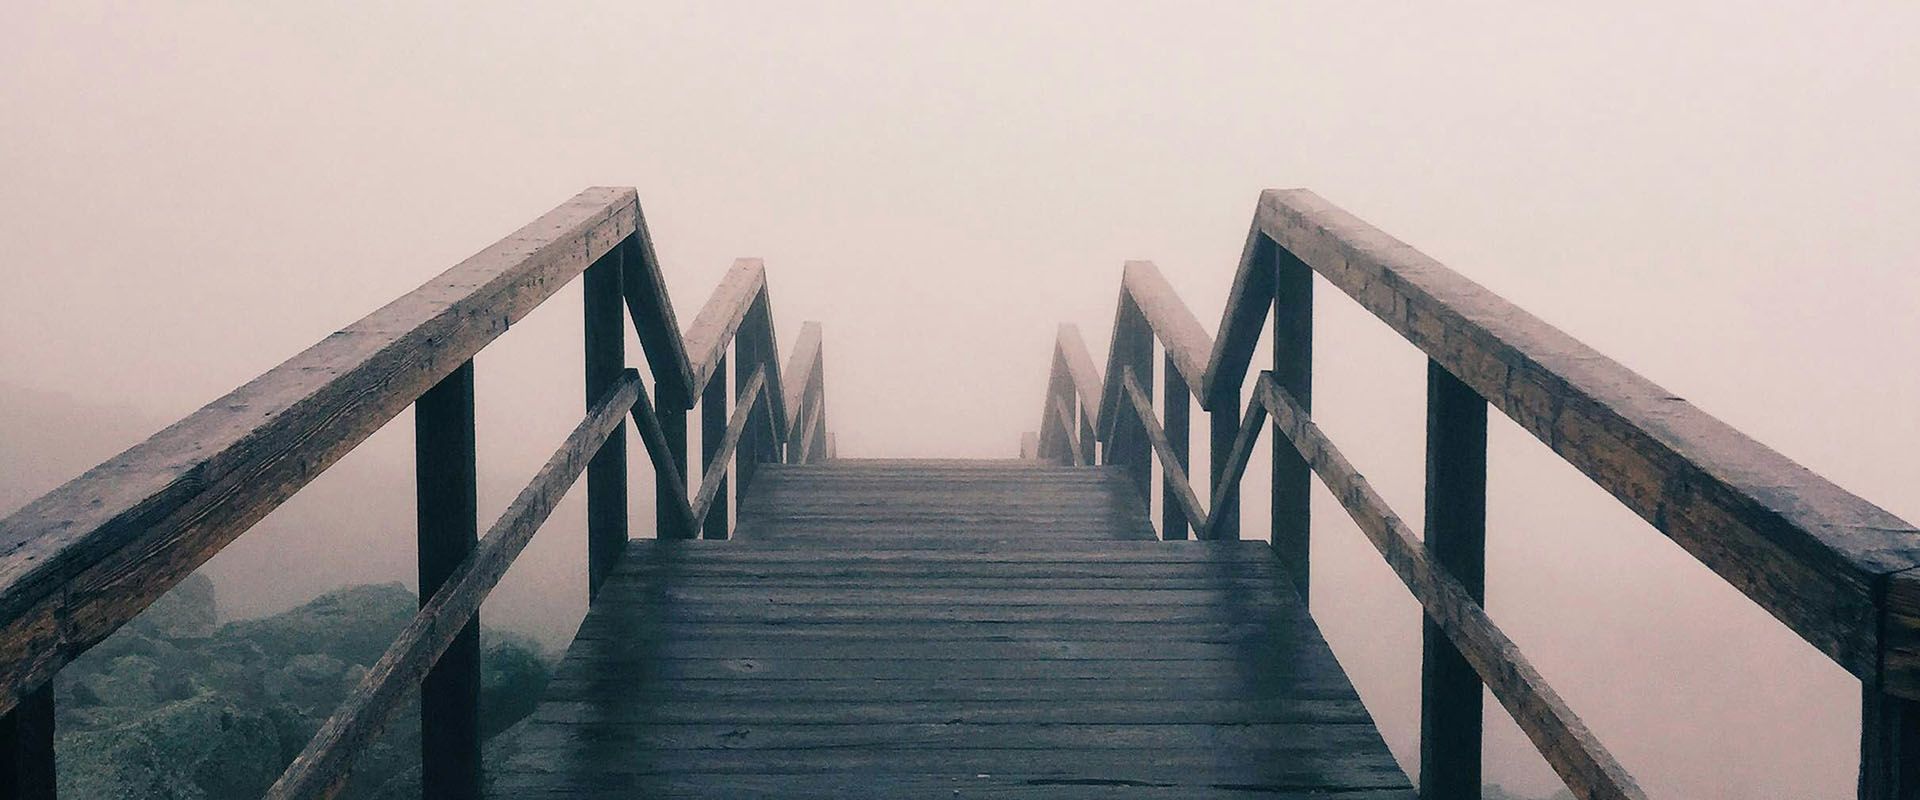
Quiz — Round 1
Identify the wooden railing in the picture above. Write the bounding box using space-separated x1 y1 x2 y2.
1030 188 1920 800
0 187 830 799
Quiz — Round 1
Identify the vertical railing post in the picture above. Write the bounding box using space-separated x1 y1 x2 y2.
656 378 691 539
1207 384 1241 541
1419 360 1488 800
701 355 730 539
1861 686 1920 797
584 250 629 594
1118 298 1154 505
807 346 828 463
1162 352 1190 540
1077 402 1096 468
735 312 761 494
1 684 55 800
1272 247 1313 598
415 359 480 800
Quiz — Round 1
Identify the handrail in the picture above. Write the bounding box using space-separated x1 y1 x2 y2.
1027 188 1920 800
0 186 833 798
0 187 636 718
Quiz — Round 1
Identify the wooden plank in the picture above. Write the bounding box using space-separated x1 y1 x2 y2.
0 684 52 800
691 367 768 528
1203 391 1267 541
1419 360 1488 800
1120 369 1207 536
1123 261 1212 396
700 355 730 539
619 223 693 402
781 321 823 426
654 382 692 540
1162 351 1191 539
629 376 700 538
413 361 480 799
1256 187 1920 682
1256 373 1644 800
1199 223 1277 408
1271 245 1313 600
267 369 641 800
1208 385 1242 540
1052 396 1080 466
584 251 631 592
748 287 792 442
680 258 766 400
0 186 638 716
1056 324 1103 428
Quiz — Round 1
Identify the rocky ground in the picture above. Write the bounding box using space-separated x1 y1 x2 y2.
52 575 553 799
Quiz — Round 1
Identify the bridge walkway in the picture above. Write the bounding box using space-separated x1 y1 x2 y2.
493 459 1411 798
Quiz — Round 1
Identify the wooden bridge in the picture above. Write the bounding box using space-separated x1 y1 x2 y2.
1 187 1917 799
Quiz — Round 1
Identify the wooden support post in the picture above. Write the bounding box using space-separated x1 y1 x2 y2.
1119 300 1155 504
655 381 690 539
701 355 730 539
0 683 54 800
583 253 628 594
1162 352 1191 540
1077 404 1096 468
415 360 480 800
1861 683 1920 798
1208 385 1242 541
1272 247 1312 598
1419 360 1488 800
735 320 760 494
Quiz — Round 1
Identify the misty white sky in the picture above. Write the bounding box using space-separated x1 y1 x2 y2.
3 4 1918 798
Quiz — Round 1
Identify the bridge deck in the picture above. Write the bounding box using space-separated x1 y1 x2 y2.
494 460 1411 798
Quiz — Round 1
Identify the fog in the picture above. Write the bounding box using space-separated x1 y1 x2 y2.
3 4 1918 798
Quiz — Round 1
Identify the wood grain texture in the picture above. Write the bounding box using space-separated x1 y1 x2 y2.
268 370 641 800
1203 390 1268 541
1257 373 1643 800
1057 324 1103 427
690 367 767 529
495 460 1411 798
1255 187 1920 683
0 187 638 716
1120 369 1207 537
1123 260 1211 396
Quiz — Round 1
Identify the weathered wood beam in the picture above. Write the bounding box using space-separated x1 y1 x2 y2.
690 367 768 529
620 221 693 402
1162 351 1191 540
1202 390 1267 541
680 259 767 402
629 379 700 539
413 361 481 799
1123 261 1211 397
585 248 633 590
1051 395 1080 467
266 370 641 800
0 187 638 716
1257 372 1645 800
700 355 730 540
1120 368 1207 537
1056 324 1103 428
1199 223 1277 409
1420 359 1489 800
1255 187 1920 683
782 321 823 426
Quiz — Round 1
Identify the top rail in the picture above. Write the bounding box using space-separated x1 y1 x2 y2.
0 187 638 716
